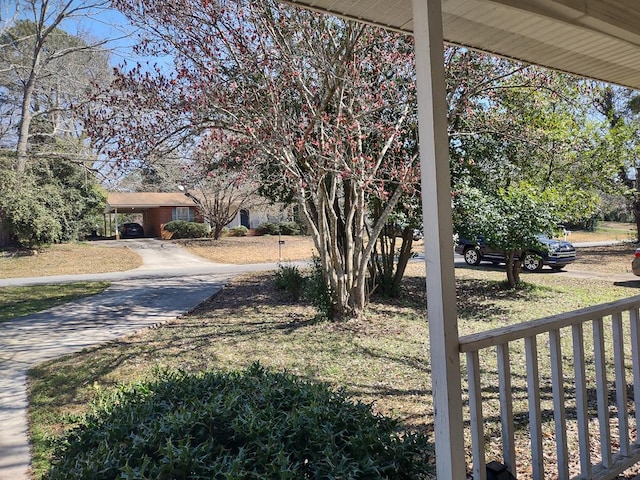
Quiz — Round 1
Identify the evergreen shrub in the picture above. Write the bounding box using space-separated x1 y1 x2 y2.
230 225 248 237
163 220 210 239
257 221 280 235
274 264 305 300
45 364 433 480
278 221 301 235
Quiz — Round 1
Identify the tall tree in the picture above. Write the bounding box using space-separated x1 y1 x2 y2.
0 2 114 246
445 48 629 286
590 85 640 240
0 0 111 171
446 49 622 230
85 0 417 319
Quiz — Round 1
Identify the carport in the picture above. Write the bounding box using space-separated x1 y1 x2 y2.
104 192 199 238
283 1 640 479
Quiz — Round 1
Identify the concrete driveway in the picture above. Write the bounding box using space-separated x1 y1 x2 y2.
0 239 280 480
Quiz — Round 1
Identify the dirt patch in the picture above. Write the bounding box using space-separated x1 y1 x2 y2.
567 242 638 275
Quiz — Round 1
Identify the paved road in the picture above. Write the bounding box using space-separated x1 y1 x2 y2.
448 241 640 285
0 239 283 288
0 239 283 480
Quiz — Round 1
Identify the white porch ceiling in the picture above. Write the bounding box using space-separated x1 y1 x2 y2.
285 0 640 90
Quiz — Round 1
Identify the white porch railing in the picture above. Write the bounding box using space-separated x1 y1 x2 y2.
458 295 640 480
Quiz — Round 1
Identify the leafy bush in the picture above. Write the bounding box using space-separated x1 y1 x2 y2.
45 364 433 480
230 225 248 237
274 263 305 300
163 220 210 239
304 255 334 320
257 221 280 235
0 157 105 247
279 221 301 235
258 221 301 236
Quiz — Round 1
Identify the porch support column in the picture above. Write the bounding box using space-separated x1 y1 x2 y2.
412 0 466 478
114 208 119 239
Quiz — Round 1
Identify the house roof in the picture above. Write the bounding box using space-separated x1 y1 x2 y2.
105 192 197 213
285 0 640 89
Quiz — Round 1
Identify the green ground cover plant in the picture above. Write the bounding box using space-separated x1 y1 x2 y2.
0 282 109 324
27 261 640 478
44 363 433 480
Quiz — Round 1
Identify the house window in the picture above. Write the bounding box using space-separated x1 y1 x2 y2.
173 207 193 221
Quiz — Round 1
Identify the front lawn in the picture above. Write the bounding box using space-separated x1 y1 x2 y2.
27 260 640 479
0 242 141 278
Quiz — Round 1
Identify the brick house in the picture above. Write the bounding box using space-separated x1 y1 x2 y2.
105 192 204 238
104 192 270 238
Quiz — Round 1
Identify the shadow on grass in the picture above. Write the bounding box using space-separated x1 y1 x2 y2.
0 282 110 324
614 280 640 288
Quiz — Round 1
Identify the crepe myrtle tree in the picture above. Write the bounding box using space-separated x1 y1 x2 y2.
368 182 421 298
83 0 417 319
453 183 562 288
181 132 263 240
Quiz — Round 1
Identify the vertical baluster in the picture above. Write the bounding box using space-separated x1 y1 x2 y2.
593 317 612 467
497 343 516 477
467 350 486 480
630 307 640 445
525 336 543 479
549 329 568 479
573 323 592 478
612 312 630 456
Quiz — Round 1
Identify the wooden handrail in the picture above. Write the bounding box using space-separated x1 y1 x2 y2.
459 295 640 353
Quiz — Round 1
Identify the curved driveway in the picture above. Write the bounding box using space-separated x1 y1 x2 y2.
0 239 281 480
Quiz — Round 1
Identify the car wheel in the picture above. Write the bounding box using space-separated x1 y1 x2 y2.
522 252 543 272
463 247 481 266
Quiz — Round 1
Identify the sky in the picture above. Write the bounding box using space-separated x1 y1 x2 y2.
60 5 143 66
9 1 149 67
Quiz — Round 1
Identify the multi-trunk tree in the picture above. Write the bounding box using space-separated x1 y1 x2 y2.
181 133 263 240
85 0 418 319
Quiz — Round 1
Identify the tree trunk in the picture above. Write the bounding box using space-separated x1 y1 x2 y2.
299 177 405 321
392 228 414 295
634 197 640 242
16 51 41 172
370 226 414 298
505 250 521 289
513 255 522 286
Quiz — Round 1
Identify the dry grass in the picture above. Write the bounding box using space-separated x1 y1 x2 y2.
179 235 426 264
28 265 640 479
176 235 318 264
0 221 635 278
567 242 638 275
0 243 142 278
20 223 640 479
565 221 636 243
